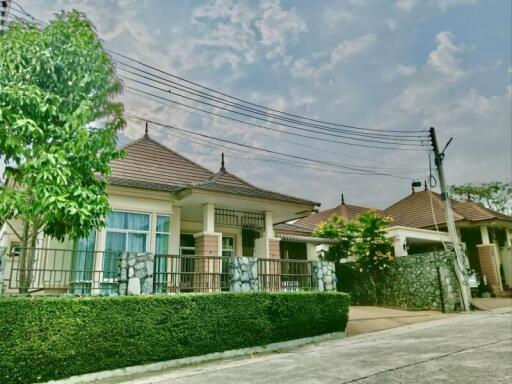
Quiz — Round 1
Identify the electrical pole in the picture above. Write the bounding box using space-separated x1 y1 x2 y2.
1 1 11 32
429 127 471 312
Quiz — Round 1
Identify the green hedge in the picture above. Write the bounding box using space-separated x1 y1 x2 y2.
0 292 349 383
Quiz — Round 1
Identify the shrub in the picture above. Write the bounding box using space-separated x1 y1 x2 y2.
0 292 349 383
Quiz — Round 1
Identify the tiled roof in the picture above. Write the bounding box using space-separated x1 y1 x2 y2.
451 200 512 223
274 222 314 234
108 135 318 205
292 203 378 232
383 190 512 228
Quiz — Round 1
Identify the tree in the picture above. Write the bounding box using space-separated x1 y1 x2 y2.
0 11 125 293
314 210 394 303
313 215 359 262
450 182 512 216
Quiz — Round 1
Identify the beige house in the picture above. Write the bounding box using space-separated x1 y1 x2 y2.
0 133 324 295
280 190 512 295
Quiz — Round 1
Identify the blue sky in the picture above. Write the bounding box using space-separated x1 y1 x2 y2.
21 0 512 209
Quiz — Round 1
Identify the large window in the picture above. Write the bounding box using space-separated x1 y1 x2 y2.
70 230 96 294
104 211 150 292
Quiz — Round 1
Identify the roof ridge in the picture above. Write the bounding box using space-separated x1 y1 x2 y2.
123 135 215 177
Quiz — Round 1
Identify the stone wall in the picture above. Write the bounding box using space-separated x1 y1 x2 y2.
312 260 336 291
230 256 258 292
119 252 154 295
338 251 462 312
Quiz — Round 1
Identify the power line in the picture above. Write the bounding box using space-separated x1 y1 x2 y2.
110 49 427 134
125 86 428 172
125 113 413 180
114 60 426 141
124 85 425 152
120 74 427 148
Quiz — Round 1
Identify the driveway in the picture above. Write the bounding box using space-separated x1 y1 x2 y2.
347 306 449 336
98 308 512 384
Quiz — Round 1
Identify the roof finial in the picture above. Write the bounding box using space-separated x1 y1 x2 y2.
424 180 428 191
144 121 149 137
220 152 225 172
341 193 345 205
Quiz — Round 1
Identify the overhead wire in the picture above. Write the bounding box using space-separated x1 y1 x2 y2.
114 60 425 141
120 74 426 148
110 49 427 134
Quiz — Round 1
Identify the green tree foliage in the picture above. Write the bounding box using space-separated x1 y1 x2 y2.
314 210 394 303
450 181 512 215
0 12 125 292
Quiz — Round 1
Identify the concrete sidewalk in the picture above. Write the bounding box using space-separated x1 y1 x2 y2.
347 306 449 336
472 298 512 311
95 308 512 384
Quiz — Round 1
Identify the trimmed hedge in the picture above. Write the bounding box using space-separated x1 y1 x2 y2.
0 292 349 383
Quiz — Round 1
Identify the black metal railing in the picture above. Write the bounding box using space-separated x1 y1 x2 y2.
257 258 314 292
2 248 317 295
153 254 231 293
7 248 121 295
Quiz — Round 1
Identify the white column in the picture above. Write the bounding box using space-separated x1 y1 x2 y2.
307 243 319 261
480 225 490 245
203 203 215 233
169 207 181 255
264 211 274 238
393 234 408 257
505 229 512 247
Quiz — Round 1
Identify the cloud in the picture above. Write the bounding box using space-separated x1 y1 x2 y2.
428 31 465 80
396 0 418 11
291 33 377 78
323 9 355 33
383 64 417 81
256 0 307 59
431 0 479 11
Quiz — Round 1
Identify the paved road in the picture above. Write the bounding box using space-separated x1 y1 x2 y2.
103 309 512 384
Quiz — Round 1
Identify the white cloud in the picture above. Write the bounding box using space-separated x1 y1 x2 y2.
428 31 465 80
431 0 479 11
256 0 307 59
323 9 355 32
291 33 377 79
383 64 417 81
396 0 418 11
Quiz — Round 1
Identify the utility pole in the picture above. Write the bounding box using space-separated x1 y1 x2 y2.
1 1 11 32
429 127 471 312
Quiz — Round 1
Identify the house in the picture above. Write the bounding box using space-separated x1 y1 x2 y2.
0 132 328 295
383 189 512 294
283 187 512 295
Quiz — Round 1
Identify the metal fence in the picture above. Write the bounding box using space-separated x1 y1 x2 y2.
2 248 316 295
257 258 314 292
6 248 121 295
153 254 231 293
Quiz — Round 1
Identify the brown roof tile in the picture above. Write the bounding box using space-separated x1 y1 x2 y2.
383 190 512 228
108 135 318 205
292 203 378 232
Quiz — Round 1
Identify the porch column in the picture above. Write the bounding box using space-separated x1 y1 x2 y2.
255 211 280 259
506 229 512 247
194 203 222 292
393 234 408 257
307 243 319 261
480 225 490 245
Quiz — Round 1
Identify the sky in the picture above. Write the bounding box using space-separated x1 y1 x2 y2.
15 0 512 210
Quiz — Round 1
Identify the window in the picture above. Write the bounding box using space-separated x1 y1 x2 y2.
180 234 195 255
104 211 150 292
222 236 235 257
155 215 170 293
70 230 96 294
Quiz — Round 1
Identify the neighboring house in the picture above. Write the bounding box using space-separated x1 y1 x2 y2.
285 188 512 295
383 189 512 294
0 132 323 295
